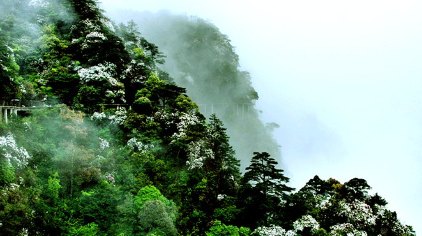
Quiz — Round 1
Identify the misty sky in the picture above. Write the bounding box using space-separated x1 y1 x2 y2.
100 0 422 232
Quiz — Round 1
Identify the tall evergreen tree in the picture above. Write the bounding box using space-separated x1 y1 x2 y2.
206 114 241 196
179 114 242 234
239 152 294 228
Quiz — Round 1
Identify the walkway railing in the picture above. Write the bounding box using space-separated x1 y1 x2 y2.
0 106 37 123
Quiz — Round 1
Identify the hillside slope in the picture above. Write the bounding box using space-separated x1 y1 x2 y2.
0 0 415 235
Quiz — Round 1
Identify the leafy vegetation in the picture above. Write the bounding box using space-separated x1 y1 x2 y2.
0 0 415 235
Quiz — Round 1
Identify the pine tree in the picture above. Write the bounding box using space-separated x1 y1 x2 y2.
206 114 241 196
239 152 294 228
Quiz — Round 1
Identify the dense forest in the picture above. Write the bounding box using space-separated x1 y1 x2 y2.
0 0 415 235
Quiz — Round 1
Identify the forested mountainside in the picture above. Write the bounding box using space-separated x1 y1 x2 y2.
125 13 281 168
0 0 415 235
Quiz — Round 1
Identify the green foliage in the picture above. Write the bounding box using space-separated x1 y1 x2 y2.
175 94 198 112
115 20 164 66
135 96 152 105
134 185 178 236
243 152 293 196
76 181 122 233
68 222 99 236
137 200 177 236
239 152 294 228
206 220 251 236
0 160 15 186
74 85 104 112
134 185 171 208
46 172 62 200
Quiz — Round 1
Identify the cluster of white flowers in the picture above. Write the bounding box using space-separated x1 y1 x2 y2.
217 194 227 201
71 19 108 49
329 223 367 236
253 225 295 236
20 228 29 236
127 137 155 154
392 223 415 235
0 133 31 168
77 62 117 84
171 112 201 143
86 31 107 41
338 200 376 226
81 31 108 49
186 140 214 170
373 205 414 235
19 84 27 95
315 194 332 209
90 108 127 125
373 204 386 218
91 112 107 121
154 110 178 126
81 19 101 31
99 138 110 150
109 107 127 125
293 215 320 232
122 61 147 82
6 183 20 191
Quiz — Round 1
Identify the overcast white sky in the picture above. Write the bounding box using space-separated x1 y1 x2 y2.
100 0 422 232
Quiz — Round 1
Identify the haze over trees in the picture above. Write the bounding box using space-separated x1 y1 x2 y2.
0 0 415 235
124 13 281 168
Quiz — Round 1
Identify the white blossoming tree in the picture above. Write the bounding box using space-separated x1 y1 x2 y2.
281 176 415 236
0 133 31 169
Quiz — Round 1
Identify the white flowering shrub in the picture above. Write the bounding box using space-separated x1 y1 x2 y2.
127 137 155 154
86 31 107 41
171 112 201 143
77 62 116 84
90 112 107 121
81 31 108 49
99 138 110 150
293 215 320 232
329 223 367 236
391 223 416 235
338 200 376 227
108 107 127 125
373 204 415 235
217 194 227 201
316 194 332 209
0 133 31 168
186 140 214 170
90 108 127 125
252 225 295 236
70 19 108 50
121 60 150 84
82 19 100 30
154 110 178 127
